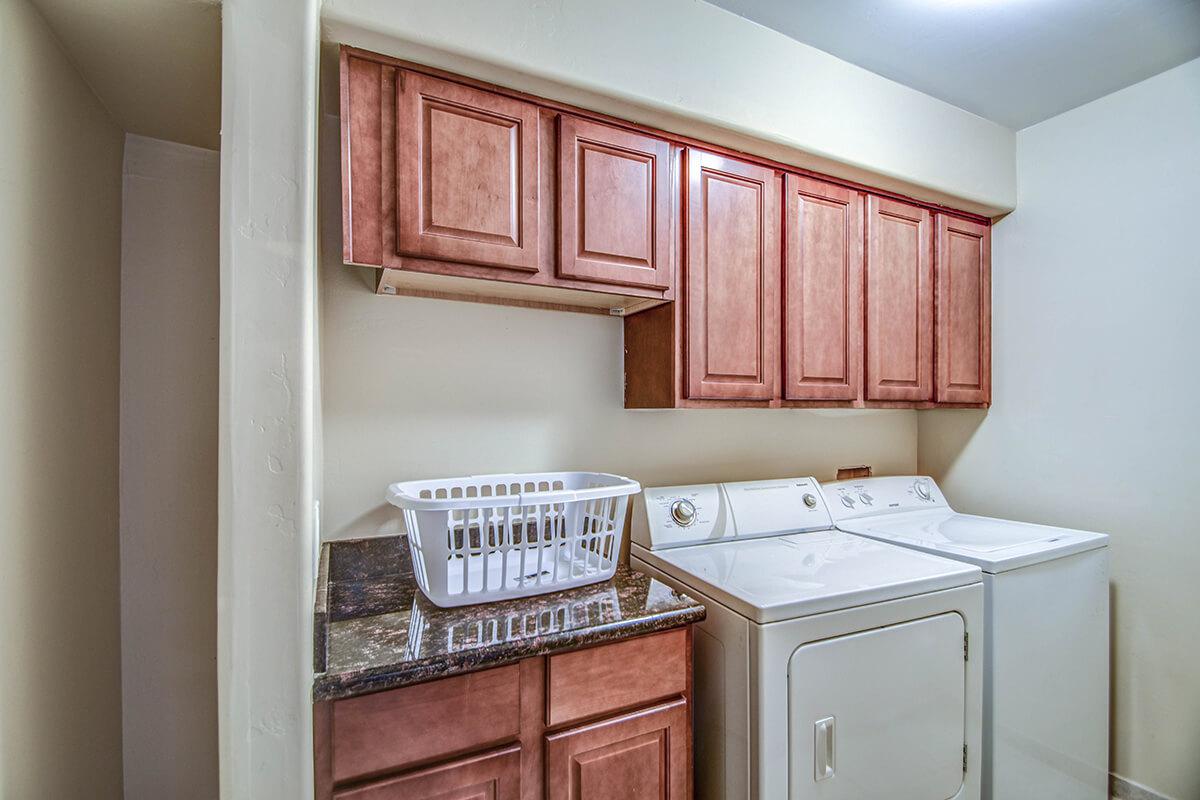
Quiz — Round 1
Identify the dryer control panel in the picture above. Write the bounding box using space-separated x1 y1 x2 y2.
631 477 833 550
823 476 951 522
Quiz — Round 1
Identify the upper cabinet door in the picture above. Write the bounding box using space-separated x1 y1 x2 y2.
783 175 863 402
865 196 933 402
936 215 991 404
686 149 780 401
557 116 672 290
395 70 541 272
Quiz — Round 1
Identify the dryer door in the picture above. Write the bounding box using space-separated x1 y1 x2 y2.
789 612 966 800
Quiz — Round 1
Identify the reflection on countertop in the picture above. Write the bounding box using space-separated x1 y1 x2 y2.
313 535 705 701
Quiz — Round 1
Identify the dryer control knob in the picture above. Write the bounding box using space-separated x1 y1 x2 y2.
803 493 818 509
913 480 932 501
859 493 874 505
840 495 856 509
670 499 697 527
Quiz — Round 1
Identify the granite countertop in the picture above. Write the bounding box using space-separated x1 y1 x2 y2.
313 536 706 701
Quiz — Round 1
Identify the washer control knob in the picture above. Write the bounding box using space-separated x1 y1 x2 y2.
670 499 697 527
840 495 856 509
803 493 818 509
913 480 932 501
859 492 874 505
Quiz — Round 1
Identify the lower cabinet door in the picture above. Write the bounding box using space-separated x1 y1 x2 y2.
332 745 521 800
545 699 689 800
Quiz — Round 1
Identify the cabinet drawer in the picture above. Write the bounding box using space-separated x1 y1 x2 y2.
331 664 520 783
334 745 521 800
546 629 688 727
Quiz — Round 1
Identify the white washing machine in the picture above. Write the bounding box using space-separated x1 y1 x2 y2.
629 477 984 800
822 476 1110 800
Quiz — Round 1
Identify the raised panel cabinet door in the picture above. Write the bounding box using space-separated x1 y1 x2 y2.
396 70 541 272
783 175 864 401
865 195 934 402
545 699 689 800
936 215 992 404
685 149 780 401
558 115 672 291
332 745 521 800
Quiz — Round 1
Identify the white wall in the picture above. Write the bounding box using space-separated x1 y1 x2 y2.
218 1 319 798
919 58 1200 800
321 0 1015 217
120 134 219 799
0 0 125 797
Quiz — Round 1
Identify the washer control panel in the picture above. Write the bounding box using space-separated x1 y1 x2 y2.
822 476 950 521
631 477 833 550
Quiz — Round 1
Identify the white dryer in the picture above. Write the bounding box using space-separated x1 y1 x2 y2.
630 477 984 800
823 476 1109 800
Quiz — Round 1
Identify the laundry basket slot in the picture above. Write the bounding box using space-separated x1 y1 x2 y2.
388 472 640 607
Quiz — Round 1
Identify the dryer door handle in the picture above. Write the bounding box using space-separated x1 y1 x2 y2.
814 716 836 781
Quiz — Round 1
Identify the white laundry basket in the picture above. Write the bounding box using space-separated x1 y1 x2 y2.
387 472 640 607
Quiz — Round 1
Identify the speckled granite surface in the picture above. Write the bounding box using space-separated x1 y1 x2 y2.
312 536 705 701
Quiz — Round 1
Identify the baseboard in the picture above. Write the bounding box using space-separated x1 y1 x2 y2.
1111 773 1175 800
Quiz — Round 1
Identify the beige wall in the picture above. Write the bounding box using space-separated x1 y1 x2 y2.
320 267 917 538
919 58 1200 800
321 0 1015 217
0 0 125 797
120 134 219 799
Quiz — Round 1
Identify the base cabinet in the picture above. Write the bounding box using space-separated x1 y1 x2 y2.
314 628 693 800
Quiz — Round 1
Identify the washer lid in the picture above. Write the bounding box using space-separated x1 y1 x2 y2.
838 509 1109 573
634 530 980 624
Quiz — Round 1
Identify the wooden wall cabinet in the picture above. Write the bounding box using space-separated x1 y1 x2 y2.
865 196 935 403
340 49 675 315
340 46 992 409
314 628 693 800
625 188 990 410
